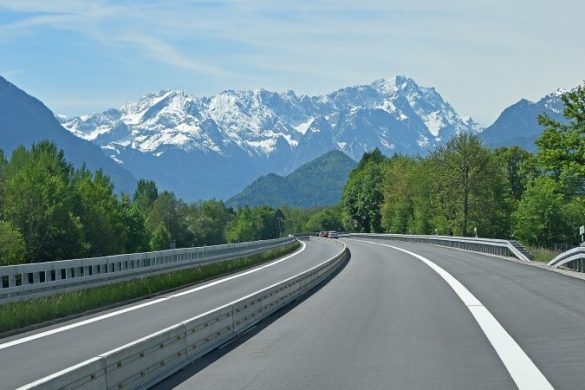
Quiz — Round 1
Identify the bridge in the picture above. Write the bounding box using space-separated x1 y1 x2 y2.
1 235 585 389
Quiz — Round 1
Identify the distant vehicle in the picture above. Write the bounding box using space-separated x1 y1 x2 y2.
319 231 329 238
328 231 339 239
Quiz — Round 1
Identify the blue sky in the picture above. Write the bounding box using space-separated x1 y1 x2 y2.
0 0 583 125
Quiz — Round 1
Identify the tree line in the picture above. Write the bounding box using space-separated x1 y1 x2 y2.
0 143 302 265
341 84 585 248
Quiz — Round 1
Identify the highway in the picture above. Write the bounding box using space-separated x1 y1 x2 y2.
154 238 585 390
0 238 342 390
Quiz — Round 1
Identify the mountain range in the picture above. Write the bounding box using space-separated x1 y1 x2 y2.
0 76 136 193
226 150 357 209
0 73 571 204
58 76 482 200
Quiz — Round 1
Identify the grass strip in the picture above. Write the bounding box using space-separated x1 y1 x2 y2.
0 241 300 334
525 245 562 263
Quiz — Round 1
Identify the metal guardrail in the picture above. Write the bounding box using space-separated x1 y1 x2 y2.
0 236 296 304
18 238 349 390
346 233 533 262
548 246 585 271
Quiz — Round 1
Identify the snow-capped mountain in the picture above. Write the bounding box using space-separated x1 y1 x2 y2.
480 90 566 151
60 76 481 200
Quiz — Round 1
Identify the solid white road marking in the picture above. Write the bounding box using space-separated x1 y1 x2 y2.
352 239 554 390
0 241 306 351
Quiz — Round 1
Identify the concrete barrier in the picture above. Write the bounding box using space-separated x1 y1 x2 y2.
17 357 107 390
101 324 187 390
183 306 234 360
18 238 349 390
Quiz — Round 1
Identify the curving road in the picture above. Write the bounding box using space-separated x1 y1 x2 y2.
0 238 342 390
155 238 585 390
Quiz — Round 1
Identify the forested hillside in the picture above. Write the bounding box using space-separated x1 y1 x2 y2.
227 150 356 208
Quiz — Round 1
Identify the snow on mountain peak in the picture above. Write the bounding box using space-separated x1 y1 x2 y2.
59 76 482 164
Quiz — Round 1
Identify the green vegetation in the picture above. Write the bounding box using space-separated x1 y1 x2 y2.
341 84 585 250
0 241 300 333
526 246 563 263
227 150 357 208
0 142 291 265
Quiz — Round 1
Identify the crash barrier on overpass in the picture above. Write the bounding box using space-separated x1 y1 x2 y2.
18 238 349 390
347 233 533 262
0 236 296 304
548 246 585 271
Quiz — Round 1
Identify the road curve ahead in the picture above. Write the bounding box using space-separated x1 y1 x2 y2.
155 238 585 390
0 238 342 390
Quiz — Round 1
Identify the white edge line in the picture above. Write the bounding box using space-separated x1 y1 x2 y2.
1 241 307 351
353 239 553 390
17 240 347 390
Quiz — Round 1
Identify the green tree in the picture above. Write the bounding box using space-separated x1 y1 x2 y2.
225 206 257 243
74 168 127 256
225 206 281 242
304 207 343 232
2 142 84 261
0 220 26 265
431 134 508 236
186 199 230 246
149 223 172 250
133 179 159 214
146 191 192 248
493 146 537 202
120 195 149 253
513 177 567 246
537 84 585 195
381 155 417 233
342 149 386 232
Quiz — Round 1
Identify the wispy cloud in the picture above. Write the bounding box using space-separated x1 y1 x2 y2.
0 0 583 124
0 0 233 77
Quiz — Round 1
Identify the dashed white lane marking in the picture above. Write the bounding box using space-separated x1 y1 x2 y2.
352 239 554 390
0 241 306 351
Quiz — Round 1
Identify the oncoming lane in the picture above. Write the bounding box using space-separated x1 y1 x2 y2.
0 238 342 390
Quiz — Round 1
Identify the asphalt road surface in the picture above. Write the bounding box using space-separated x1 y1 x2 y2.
154 238 585 390
0 238 342 390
